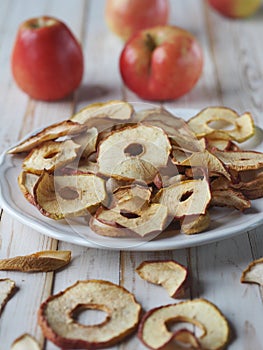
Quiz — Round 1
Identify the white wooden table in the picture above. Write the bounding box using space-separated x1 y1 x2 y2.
0 0 263 348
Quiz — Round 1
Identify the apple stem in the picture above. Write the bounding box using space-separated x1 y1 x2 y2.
145 34 156 52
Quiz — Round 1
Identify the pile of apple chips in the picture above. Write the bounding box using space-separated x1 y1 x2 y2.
8 100 263 238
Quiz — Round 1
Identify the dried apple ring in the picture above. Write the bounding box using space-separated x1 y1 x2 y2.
188 107 254 142
138 298 230 350
38 280 141 349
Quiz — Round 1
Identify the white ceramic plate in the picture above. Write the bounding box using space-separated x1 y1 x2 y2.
0 108 263 251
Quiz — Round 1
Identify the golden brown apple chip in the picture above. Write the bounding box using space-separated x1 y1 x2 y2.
241 257 263 285
0 278 16 315
38 280 141 349
0 250 71 272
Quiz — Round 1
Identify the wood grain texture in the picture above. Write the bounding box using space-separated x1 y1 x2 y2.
0 1 263 349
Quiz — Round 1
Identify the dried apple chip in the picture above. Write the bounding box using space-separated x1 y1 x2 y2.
18 171 39 205
0 251 71 272
23 140 81 174
8 120 87 154
11 334 40 350
136 260 188 298
211 189 251 211
212 150 263 171
71 100 133 125
34 171 107 220
241 257 263 285
38 280 141 349
188 107 254 142
0 278 16 315
138 298 230 350
180 212 210 235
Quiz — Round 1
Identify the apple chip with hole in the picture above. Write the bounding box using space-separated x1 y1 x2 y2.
23 140 81 174
93 203 168 238
8 120 87 154
188 107 254 142
241 257 263 285
138 298 230 350
38 280 141 349
154 176 211 219
97 124 171 183
136 260 188 298
34 171 107 219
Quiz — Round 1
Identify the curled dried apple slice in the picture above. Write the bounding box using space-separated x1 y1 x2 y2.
136 260 188 298
94 203 168 238
112 184 152 212
180 212 210 235
0 250 71 272
138 298 230 350
23 140 80 174
154 177 211 218
38 280 141 349
188 107 254 142
73 127 98 158
241 257 263 285
97 124 171 183
0 278 16 316
71 100 133 125
34 171 107 219
18 171 39 205
212 150 263 171
11 334 40 350
211 189 251 211
7 120 87 154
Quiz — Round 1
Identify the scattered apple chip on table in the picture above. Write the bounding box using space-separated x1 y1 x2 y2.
38 280 141 349
0 250 71 272
241 257 263 285
138 298 230 350
136 260 188 298
0 278 16 315
11 333 40 350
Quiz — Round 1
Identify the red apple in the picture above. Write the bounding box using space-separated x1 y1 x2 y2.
11 16 84 101
119 26 203 101
207 0 261 18
105 0 169 41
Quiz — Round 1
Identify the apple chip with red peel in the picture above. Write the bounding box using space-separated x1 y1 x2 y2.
71 100 134 125
7 120 87 154
97 124 171 183
154 177 211 219
38 280 141 349
18 171 39 205
138 299 230 350
136 260 188 298
23 140 81 175
34 171 107 220
11 334 40 350
241 258 263 285
0 250 71 272
89 215 135 238
0 278 16 315
94 203 168 238
188 107 254 142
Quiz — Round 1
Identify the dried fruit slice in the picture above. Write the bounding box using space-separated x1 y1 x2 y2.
95 203 168 238
112 184 152 212
136 260 188 298
89 216 134 238
211 189 251 211
0 250 71 272
97 124 171 183
241 258 263 285
138 299 230 350
71 100 133 124
0 278 16 316
73 127 98 159
212 150 263 171
180 212 210 235
7 120 87 154
188 107 254 142
154 177 211 218
18 171 39 205
11 334 40 350
38 280 141 349
23 140 80 175
34 171 107 219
